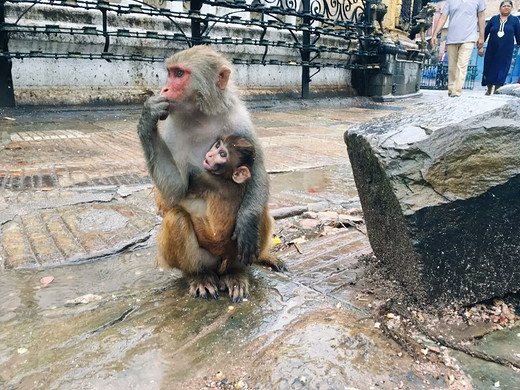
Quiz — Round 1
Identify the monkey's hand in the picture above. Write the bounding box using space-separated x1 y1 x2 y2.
142 95 170 123
233 214 260 266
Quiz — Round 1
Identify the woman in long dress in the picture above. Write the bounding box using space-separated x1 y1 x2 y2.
481 0 520 95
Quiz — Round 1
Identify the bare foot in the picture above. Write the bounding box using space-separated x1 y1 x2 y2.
187 273 219 299
219 268 249 303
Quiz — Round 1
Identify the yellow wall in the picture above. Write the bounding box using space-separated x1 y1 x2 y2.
384 0 401 30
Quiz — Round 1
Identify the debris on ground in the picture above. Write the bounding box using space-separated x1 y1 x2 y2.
39 276 54 287
271 205 520 380
200 373 250 390
272 205 365 252
65 294 103 306
354 252 520 374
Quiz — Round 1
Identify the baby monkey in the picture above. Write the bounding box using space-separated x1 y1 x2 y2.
185 135 257 264
157 135 279 302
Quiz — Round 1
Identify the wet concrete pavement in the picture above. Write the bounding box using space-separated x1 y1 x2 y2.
1 90 519 389
0 97 386 269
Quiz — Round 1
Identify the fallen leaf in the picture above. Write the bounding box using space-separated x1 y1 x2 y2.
40 276 54 287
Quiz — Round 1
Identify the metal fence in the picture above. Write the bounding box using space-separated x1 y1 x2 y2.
420 64 478 90
0 0 384 106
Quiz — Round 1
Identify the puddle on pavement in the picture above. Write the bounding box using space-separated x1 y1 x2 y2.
0 250 170 320
0 243 445 390
450 326 520 390
1 236 518 389
269 165 359 208
249 310 439 389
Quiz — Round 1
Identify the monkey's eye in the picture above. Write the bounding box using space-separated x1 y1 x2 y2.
173 68 185 77
219 150 227 158
215 141 220 148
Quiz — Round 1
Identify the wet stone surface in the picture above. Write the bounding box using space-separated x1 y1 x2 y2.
0 186 160 268
1 93 520 389
345 93 520 305
2 199 159 268
0 243 440 390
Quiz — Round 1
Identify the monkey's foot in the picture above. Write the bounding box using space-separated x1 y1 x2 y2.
219 273 249 303
255 253 288 272
188 273 219 300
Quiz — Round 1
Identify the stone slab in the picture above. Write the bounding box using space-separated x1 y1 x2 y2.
345 95 520 305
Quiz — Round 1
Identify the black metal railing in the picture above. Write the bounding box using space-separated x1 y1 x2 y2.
0 0 384 106
420 64 478 90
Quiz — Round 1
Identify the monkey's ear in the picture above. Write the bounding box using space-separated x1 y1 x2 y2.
217 66 231 90
232 166 251 184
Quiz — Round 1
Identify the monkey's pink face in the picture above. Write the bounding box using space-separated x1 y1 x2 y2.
160 64 191 100
203 140 228 174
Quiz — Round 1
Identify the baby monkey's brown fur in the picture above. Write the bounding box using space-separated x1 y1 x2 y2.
155 135 283 302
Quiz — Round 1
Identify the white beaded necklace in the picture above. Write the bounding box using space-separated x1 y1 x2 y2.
498 17 508 38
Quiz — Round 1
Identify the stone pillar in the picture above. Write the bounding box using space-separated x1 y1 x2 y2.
351 44 423 100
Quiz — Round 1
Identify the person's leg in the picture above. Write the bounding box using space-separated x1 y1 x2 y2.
453 42 475 96
485 85 493 95
446 44 459 96
494 85 501 94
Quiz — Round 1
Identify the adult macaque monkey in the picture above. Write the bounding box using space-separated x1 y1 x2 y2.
157 135 279 302
138 46 285 298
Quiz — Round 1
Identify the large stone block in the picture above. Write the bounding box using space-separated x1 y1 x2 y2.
344 96 520 305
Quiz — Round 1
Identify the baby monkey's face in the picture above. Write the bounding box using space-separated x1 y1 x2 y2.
203 139 228 175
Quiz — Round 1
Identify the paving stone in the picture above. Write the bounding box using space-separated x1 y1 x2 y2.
0 102 397 268
0 202 160 268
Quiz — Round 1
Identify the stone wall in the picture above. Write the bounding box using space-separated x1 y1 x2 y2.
4 3 356 105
